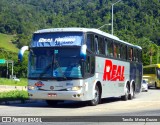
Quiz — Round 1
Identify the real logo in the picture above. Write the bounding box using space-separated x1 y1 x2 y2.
103 59 125 81
38 38 53 42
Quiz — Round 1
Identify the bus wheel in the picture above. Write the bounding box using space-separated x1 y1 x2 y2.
46 100 58 106
155 82 158 89
128 84 135 100
121 84 129 101
89 85 100 106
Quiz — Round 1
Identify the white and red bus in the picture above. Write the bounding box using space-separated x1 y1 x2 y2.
18 28 142 106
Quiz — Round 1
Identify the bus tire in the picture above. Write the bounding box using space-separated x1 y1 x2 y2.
121 84 129 101
46 100 58 106
128 84 135 100
155 82 160 89
89 85 101 106
155 82 158 89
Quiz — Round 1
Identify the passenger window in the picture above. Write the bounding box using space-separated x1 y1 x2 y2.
138 50 142 62
98 37 105 55
95 36 99 54
85 55 90 73
157 68 160 78
134 49 137 62
113 42 121 58
128 47 133 61
85 53 95 75
121 45 127 60
130 48 133 61
87 35 91 50
106 39 113 57
105 39 108 56
136 50 139 62
87 34 95 53
113 44 117 58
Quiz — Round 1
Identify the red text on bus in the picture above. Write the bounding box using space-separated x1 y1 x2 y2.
103 59 125 81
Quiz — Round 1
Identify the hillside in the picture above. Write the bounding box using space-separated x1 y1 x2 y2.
0 0 160 42
0 33 18 53
0 0 160 66
0 33 27 78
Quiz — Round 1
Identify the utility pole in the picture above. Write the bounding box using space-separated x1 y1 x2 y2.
111 0 122 35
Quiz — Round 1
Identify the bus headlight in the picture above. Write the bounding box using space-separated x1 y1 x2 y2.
67 86 81 91
28 85 35 90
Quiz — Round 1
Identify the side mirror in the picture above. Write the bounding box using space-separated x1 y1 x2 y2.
80 45 87 60
18 46 29 62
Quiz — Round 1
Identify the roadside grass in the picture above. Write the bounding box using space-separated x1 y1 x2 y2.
0 90 28 102
0 78 27 86
0 33 18 52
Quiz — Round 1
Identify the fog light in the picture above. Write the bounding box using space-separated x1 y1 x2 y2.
77 94 80 97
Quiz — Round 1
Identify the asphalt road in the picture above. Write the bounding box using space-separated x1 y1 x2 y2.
0 88 160 125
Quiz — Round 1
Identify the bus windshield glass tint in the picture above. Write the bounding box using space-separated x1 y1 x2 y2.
28 47 82 79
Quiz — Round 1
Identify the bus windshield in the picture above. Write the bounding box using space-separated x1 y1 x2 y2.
28 47 82 79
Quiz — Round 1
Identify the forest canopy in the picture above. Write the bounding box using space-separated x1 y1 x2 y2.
0 0 160 77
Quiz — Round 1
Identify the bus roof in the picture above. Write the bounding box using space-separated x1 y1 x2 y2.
144 64 160 68
34 27 142 50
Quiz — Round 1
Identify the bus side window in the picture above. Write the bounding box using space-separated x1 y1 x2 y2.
87 34 95 53
121 44 127 60
137 50 141 62
113 44 117 58
130 48 133 61
87 34 91 50
135 49 139 62
128 47 133 61
107 39 113 57
139 50 142 63
98 37 105 55
86 56 90 73
133 48 136 61
118 44 121 58
105 39 108 56
85 54 95 76
156 68 160 78
95 36 99 55
113 42 121 59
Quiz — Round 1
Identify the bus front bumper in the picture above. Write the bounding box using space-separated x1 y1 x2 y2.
28 90 85 101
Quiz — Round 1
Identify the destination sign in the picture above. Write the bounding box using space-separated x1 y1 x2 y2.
31 32 83 47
